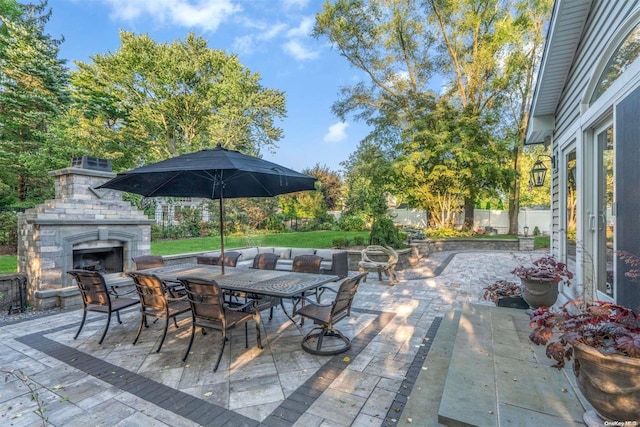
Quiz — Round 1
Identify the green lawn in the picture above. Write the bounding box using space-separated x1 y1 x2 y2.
0 255 16 274
151 230 370 255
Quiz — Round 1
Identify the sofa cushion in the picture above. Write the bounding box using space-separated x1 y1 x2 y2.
314 249 334 262
257 247 275 254
273 247 292 260
238 247 259 261
290 248 315 258
236 260 254 268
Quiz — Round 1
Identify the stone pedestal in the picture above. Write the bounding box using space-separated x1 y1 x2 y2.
518 236 535 251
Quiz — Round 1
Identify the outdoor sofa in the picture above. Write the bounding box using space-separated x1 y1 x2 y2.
197 247 349 279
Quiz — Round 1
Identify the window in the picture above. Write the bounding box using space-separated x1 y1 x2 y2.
591 23 640 103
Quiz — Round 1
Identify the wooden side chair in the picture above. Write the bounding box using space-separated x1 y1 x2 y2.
297 273 366 355
128 272 191 353
178 276 262 372
67 269 140 344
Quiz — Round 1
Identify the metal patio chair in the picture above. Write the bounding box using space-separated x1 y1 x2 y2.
67 269 140 344
132 255 184 297
128 271 191 353
179 276 262 372
297 273 366 355
249 253 282 320
292 254 323 274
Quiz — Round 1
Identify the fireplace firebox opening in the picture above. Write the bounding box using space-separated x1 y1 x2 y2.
72 246 124 274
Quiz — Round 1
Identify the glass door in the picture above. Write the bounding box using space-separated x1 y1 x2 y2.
595 125 615 298
564 149 577 277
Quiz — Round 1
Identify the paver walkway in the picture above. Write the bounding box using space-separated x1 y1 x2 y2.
1 250 572 426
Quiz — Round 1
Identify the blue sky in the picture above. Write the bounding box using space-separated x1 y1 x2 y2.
45 0 372 173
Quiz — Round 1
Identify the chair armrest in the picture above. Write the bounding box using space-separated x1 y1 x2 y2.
108 286 136 298
224 299 258 313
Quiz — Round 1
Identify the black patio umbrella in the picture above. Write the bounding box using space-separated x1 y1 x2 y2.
98 143 317 273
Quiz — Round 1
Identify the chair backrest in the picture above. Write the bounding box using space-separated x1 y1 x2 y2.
252 252 280 270
67 269 111 307
331 273 366 322
178 277 225 324
292 254 322 274
128 272 168 311
133 255 165 270
221 251 241 267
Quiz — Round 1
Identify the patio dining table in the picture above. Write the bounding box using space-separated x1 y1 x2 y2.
134 263 339 322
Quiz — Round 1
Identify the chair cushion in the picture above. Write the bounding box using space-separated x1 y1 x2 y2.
314 249 334 262
257 247 275 254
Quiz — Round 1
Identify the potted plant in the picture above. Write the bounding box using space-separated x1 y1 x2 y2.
511 256 573 309
529 251 640 423
482 280 528 309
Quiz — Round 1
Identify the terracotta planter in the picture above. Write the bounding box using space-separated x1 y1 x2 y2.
519 277 558 308
573 343 640 422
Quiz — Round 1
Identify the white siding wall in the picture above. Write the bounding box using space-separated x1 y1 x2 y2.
550 1 639 256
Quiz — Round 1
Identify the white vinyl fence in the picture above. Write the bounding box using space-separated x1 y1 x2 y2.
388 208 551 235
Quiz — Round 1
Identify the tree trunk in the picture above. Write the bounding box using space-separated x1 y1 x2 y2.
508 135 524 235
464 199 474 230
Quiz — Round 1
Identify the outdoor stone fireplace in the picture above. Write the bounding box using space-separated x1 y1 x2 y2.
17 157 154 309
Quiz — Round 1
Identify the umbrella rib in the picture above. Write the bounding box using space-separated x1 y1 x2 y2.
145 171 184 197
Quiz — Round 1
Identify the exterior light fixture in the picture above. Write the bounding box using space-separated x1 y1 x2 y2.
529 155 555 187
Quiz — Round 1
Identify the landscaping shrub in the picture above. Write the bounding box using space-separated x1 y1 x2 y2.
337 213 366 231
369 217 403 248
353 236 365 246
0 211 18 247
332 237 349 248
533 226 541 236
425 228 474 238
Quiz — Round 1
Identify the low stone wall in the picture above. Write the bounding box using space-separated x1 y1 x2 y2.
0 273 27 313
425 238 521 252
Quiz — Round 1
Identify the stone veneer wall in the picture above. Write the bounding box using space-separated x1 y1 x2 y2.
17 167 154 310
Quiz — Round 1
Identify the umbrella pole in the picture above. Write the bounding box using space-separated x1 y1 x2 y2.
219 191 225 275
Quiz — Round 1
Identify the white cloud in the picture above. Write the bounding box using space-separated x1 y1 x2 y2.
101 0 242 32
323 122 349 143
282 0 310 10
286 16 315 38
260 23 288 41
232 35 255 55
283 39 319 60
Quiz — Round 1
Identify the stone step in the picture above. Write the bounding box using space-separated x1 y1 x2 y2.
397 310 461 427
437 303 588 427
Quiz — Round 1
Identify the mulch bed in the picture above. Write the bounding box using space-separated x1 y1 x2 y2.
0 245 16 256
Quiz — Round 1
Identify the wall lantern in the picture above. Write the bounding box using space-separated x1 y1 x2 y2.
529 155 555 187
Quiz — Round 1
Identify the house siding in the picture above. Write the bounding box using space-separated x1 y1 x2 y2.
548 1 639 255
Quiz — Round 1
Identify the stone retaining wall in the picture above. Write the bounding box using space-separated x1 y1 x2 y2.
425 238 521 252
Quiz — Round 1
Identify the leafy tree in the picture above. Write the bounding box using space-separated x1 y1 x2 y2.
496 0 553 233
315 0 548 231
340 138 393 220
302 164 343 210
519 145 551 208
0 0 70 203
67 31 286 170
